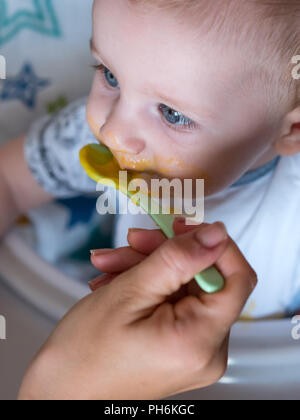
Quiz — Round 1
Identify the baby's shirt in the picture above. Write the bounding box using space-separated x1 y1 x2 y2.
24 97 98 197
24 97 300 319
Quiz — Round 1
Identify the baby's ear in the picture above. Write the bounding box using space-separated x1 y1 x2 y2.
274 106 300 156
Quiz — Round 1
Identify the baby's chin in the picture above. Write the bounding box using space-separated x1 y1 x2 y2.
116 157 235 199
129 170 208 203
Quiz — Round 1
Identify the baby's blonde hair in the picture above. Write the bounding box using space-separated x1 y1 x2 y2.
129 0 300 110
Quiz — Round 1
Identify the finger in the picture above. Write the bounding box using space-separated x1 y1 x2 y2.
174 233 257 333
127 220 254 321
91 246 146 273
127 228 166 255
89 273 118 292
174 218 257 315
198 234 258 327
127 220 209 255
108 222 229 320
173 218 209 235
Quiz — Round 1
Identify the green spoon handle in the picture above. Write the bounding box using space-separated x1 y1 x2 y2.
150 213 224 294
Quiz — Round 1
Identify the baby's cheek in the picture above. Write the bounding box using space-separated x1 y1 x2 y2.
152 156 213 199
86 86 107 141
86 114 101 141
86 94 99 136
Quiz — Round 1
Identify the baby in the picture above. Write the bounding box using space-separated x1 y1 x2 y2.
0 0 300 318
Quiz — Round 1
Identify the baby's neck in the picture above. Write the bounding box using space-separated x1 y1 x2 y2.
249 149 279 171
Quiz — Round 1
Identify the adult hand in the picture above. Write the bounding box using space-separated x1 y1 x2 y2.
19 221 257 400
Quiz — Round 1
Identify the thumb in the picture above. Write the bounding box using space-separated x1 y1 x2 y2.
109 222 228 319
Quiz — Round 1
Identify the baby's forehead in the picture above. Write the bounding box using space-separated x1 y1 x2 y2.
92 0 273 104
93 0 273 67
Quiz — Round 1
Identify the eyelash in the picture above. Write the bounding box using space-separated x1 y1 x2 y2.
158 105 197 133
91 63 198 133
92 63 112 84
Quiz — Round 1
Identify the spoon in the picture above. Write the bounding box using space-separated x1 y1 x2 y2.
79 143 224 294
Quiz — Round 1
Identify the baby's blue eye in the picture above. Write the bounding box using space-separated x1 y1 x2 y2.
102 65 119 88
93 64 119 88
93 64 197 132
159 104 195 129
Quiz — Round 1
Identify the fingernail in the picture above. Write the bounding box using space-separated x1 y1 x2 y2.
88 277 102 289
128 228 144 233
89 273 115 290
175 217 186 224
90 249 113 256
195 222 227 248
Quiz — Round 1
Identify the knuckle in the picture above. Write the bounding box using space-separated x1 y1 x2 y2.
172 324 228 387
207 359 228 385
109 277 137 309
193 352 228 388
158 239 189 280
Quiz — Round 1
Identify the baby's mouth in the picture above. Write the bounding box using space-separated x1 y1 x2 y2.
115 153 155 172
111 151 160 179
119 166 162 191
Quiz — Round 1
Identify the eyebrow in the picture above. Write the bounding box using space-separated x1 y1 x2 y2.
90 38 216 123
90 38 98 56
90 38 108 66
90 38 116 74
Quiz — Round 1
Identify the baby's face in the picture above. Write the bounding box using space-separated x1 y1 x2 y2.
87 0 279 196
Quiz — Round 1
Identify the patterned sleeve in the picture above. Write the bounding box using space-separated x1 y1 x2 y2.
24 96 99 198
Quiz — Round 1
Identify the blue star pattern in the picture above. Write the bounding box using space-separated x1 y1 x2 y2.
0 0 61 47
0 62 50 108
56 197 99 229
286 288 300 317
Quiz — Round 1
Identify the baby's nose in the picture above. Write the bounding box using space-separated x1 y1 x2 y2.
102 130 146 155
122 138 145 154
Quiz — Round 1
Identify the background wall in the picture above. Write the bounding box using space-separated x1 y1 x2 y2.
0 0 94 144
0 0 95 400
